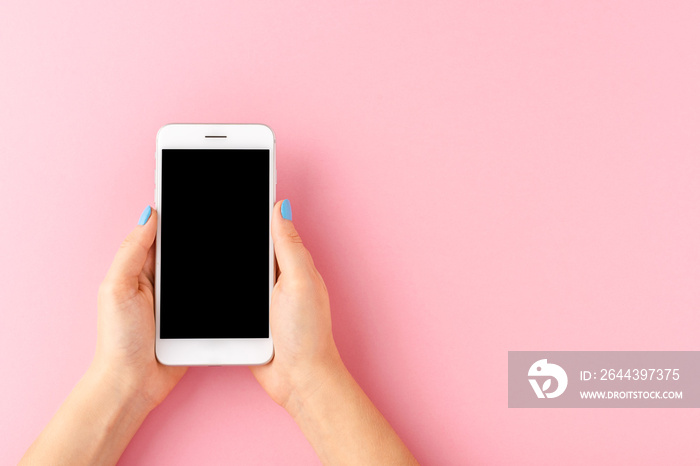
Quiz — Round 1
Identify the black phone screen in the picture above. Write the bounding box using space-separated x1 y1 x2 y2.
159 149 270 339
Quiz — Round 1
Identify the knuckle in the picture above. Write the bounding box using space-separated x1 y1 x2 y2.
98 279 116 298
281 267 327 296
288 231 304 244
280 230 304 248
285 273 315 292
282 271 319 296
98 278 130 302
119 232 149 256
119 235 135 251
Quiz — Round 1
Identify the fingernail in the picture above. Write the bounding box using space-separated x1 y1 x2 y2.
281 199 292 221
138 205 152 225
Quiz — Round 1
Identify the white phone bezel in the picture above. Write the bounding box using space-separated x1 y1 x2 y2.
154 123 275 366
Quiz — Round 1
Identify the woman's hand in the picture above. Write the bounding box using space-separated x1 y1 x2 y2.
251 200 344 417
252 200 418 465
92 205 186 412
21 206 186 465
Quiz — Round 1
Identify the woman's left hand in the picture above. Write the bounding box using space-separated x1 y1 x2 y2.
92 205 186 412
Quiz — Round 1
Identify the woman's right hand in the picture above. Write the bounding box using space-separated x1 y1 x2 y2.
253 199 419 465
250 199 344 417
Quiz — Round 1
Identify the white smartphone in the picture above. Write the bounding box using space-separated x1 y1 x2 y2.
154 124 275 365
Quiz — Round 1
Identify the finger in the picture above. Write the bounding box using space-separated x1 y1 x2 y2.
271 199 315 280
106 205 157 284
142 239 157 286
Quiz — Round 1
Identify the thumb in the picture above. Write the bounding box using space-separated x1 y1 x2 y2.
105 205 157 284
272 199 315 279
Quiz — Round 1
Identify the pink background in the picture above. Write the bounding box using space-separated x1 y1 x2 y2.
2 1 700 464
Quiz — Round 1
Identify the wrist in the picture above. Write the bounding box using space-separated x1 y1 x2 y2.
20 365 152 465
84 363 154 422
281 356 419 465
284 352 351 421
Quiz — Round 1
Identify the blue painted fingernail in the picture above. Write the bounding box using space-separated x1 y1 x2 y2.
281 199 292 221
138 205 152 225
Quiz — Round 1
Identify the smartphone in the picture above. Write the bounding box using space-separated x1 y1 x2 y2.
154 124 275 365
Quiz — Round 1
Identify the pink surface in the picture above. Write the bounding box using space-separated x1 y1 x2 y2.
2 1 700 464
